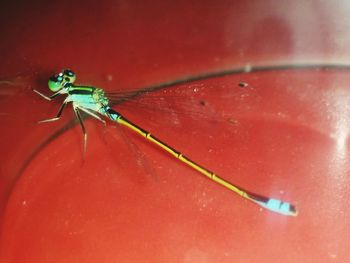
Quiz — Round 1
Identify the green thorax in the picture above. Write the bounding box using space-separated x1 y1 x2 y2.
68 85 110 112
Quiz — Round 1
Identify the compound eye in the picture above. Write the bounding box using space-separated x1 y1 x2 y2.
62 69 76 84
48 74 64 92
63 69 75 77
57 74 64 82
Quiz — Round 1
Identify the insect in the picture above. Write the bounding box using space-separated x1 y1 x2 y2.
33 69 297 216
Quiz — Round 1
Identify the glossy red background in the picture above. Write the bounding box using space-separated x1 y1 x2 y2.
1 1 350 262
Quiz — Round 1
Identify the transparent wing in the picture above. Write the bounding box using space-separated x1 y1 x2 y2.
105 81 246 126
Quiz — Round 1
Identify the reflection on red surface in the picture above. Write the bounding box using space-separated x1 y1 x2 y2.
1 1 350 262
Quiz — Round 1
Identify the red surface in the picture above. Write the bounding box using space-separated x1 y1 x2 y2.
1 1 350 262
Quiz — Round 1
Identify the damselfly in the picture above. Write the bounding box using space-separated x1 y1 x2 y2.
33 69 297 216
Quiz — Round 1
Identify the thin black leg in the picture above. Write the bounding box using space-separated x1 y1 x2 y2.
73 106 87 154
38 102 68 123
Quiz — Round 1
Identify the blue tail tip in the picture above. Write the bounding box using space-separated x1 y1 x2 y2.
264 199 298 216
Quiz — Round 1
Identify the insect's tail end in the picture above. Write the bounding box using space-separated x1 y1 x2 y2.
244 190 297 216
255 198 298 216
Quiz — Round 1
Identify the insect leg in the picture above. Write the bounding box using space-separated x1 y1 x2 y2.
73 105 87 154
33 89 61 101
38 101 68 123
77 107 106 125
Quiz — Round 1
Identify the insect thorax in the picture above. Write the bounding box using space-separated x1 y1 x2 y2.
92 88 109 105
